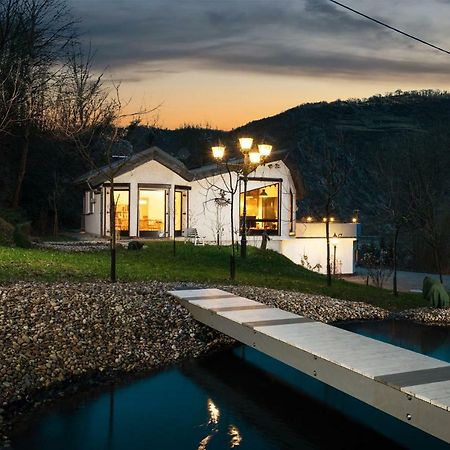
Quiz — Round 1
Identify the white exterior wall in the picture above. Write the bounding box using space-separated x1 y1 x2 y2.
189 160 296 243
83 160 191 237
82 191 102 236
279 237 356 274
83 159 296 241
264 222 357 275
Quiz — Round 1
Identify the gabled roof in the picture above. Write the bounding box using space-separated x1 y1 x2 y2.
75 146 304 197
75 146 194 187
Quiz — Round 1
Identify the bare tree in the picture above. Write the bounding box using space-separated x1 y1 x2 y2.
0 0 76 208
404 134 450 283
316 140 353 286
198 163 239 280
375 146 411 296
51 44 156 281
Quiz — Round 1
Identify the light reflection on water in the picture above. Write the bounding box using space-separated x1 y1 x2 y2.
228 425 242 448
207 399 220 426
197 399 242 449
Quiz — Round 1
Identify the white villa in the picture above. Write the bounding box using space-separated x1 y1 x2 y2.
77 146 359 274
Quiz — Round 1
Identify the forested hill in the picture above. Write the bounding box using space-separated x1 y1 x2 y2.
129 90 450 226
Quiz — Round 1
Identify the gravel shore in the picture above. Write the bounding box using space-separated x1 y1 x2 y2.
0 280 448 445
392 307 450 326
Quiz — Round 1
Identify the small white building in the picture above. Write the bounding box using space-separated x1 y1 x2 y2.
77 146 358 274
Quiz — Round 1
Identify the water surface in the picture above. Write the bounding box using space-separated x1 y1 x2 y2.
10 320 450 450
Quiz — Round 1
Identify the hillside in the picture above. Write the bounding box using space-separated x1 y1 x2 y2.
128 90 450 226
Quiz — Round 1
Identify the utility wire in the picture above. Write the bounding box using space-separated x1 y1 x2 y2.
328 0 450 56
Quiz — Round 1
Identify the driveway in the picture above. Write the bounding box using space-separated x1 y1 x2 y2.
343 269 450 293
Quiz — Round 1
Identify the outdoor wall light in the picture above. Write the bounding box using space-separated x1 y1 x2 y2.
331 233 340 247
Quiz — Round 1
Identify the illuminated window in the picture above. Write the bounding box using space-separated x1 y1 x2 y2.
114 190 129 234
139 189 166 236
240 182 280 235
174 191 182 233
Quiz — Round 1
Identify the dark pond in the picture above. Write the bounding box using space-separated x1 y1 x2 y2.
9 321 450 450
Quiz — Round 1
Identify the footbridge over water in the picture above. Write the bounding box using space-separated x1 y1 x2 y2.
168 288 450 445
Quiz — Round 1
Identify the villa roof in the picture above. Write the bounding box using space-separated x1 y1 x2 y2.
75 146 194 187
75 146 304 196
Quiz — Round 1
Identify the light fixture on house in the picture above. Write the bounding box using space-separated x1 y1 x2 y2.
260 188 268 197
331 233 340 247
352 217 357 223
322 217 327 222
330 217 335 222
306 216 313 222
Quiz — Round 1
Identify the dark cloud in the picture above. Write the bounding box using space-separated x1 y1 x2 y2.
70 0 450 80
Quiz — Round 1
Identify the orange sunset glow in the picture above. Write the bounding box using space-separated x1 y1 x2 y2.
75 0 450 129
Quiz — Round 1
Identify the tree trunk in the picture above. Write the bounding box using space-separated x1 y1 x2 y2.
53 199 59 237
393 227 399 297
229 184 236 280
12 125 30 209
326 214 331 287
109 183 117 283
240 176 248 259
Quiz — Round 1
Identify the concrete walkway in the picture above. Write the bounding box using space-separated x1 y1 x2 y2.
343 270 450 293
170 288 450 445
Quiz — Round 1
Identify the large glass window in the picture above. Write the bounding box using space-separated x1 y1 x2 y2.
139 189 166 236
174 191 182 234
240 182 280 235
114 190 129 235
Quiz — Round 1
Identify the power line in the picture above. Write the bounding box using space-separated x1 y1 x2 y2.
328 0 450 56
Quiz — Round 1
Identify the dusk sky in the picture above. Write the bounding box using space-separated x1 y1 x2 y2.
71 0 450 130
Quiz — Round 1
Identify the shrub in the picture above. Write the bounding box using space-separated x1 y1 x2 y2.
0 217 14 246
13 223 32 248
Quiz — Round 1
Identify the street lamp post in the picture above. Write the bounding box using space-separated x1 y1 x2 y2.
212 138 272 260
331 233 341 275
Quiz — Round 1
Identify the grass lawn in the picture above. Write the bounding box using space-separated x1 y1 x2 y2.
0 242 426 311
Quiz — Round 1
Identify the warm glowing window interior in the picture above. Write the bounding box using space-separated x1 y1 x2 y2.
175 191 182 232
139 189 165 232
240 183 279 234
114 190 129 232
